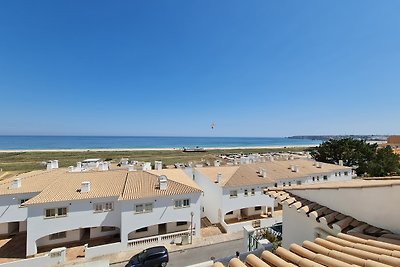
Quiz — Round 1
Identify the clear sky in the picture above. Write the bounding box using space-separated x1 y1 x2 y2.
0 1 399 137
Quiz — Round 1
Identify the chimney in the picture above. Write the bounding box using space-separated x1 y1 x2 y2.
52 160 59 169
142 162 151 171
214 160 220 167
291 165 299 172
128 164 136 172
155 161 163 170
47 161 53 171
159 175 167 190
260 168 267 178
98 162 108 171
9 178 21 189
316 162 322 168
339 160 344 166
81 181 90 193
216 173 222 183
76 162 82 171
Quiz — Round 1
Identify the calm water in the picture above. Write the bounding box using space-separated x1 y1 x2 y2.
0 136 321 150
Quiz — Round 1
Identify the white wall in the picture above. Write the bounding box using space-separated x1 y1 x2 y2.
26 196 121 256
282 203 336 248
288 184 400 234
120 192 201 244
0 193 37 224
0 223 8 235
128 225 158 239
190 168 222 223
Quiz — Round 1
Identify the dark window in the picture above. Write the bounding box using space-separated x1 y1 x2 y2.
101 226 116 232
323 175 328 180
136 227 148 233
255 206 262 211
176 221 188 226
274 183 277 187
296 181 301 185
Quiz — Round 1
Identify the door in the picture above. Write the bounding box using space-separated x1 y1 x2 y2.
158 223 167 235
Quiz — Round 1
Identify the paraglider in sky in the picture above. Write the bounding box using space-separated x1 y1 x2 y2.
210 122 216 129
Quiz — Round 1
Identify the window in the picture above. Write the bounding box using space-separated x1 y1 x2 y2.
255 206 262 211
288 182 291 186
335 172 338 176
136 227 148 233
323 175 328 181
94 202 113 212
283 182 286 187
49 231 66 240
230 190 238 198
317 176 320 181
251 188 255 195
101 226 116 232
135 203 153 213
45 207 67 218
174 199 190 208
339 172 342 176
244 189 248 196
312 177 315 181
344 171 348 176
274 183 277 187
296 181 301 185
19 199 29 205
226 211 233 215
176 221 188 226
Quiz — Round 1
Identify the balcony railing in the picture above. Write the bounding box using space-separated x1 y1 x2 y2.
127 229 193 248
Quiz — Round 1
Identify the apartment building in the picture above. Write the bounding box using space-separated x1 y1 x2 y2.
190 159 352 232
0 167 202 256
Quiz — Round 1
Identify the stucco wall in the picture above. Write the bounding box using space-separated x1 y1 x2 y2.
120 192 201 244
36 229 83 247
0 193 37 224
26 196 121 256
90 226 119 239
190 168 222 223
289 184 400 234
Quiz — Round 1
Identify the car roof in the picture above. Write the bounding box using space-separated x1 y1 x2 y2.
144 246 168 254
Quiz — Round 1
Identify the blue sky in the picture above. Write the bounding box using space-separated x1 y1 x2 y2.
0 1 399 137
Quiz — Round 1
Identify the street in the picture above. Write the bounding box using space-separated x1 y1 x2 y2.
111 239 243 267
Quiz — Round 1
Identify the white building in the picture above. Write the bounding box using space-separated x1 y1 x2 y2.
190 159 352 232
213 178 400 267
0 167 201 257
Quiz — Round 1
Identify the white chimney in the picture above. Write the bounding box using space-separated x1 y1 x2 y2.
155 161 163 170
216 173 222 183
52 160 59 169
142 162 152 171
159 175 167 190
128 165 136 172
214 160 220 167
316 162 322 168
76 162 82 171
9 178 21 189
290 165 295 172
47 162 53 171
294 165 299 172
98 162 108 171
68 166 74 172
81 181 90 193
261 169 267 178
339 160 344 166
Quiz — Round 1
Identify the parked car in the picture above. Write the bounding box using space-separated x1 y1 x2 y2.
125 246 169 267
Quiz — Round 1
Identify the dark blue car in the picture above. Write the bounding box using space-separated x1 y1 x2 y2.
125 246 169 267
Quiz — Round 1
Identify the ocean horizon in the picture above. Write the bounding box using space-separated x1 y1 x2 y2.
0 135 321 150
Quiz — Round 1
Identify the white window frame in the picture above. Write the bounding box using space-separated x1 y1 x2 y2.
44 207 68 219
229 190 238 198
49 231 67 240
135 203 153 214
174 199 190 209
251 188 255 196
94 202 114 213
244 189 248 197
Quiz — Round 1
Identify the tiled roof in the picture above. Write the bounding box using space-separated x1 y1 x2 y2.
196 159 351 188
214 185 400 267
15 168 201 205
121 169 202 200
216 233 400 267
0 169 63 195
25 170 128 205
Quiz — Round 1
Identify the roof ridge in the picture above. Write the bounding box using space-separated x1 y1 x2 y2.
145 170 202 192
221 165 242 186
119 171 129 200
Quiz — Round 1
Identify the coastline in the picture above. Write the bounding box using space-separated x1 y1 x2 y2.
0 144 316 153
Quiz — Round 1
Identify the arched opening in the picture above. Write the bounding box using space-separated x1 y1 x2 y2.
35 226 120 254
128 221 190 241
224 205 274 224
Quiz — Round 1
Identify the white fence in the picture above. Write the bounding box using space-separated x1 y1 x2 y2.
127 229 192 248
84 242 125 259
0 247 65 267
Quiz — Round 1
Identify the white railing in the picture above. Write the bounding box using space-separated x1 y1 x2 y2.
222 217 279 233
127 230 192 248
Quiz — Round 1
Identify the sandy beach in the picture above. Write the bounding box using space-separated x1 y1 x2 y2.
0 144 315 153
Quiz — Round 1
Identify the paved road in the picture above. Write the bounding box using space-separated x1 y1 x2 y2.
111 239 243 267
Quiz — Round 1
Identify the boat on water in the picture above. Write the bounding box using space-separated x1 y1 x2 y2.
182 146 207 152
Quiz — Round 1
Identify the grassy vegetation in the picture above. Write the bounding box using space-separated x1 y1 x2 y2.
0 147 308 174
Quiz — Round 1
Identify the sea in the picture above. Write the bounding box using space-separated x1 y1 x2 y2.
0 136 322 150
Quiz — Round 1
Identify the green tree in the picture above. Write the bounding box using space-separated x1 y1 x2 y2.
310 138 400 177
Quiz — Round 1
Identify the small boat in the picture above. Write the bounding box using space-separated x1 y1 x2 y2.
182 146 207 152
